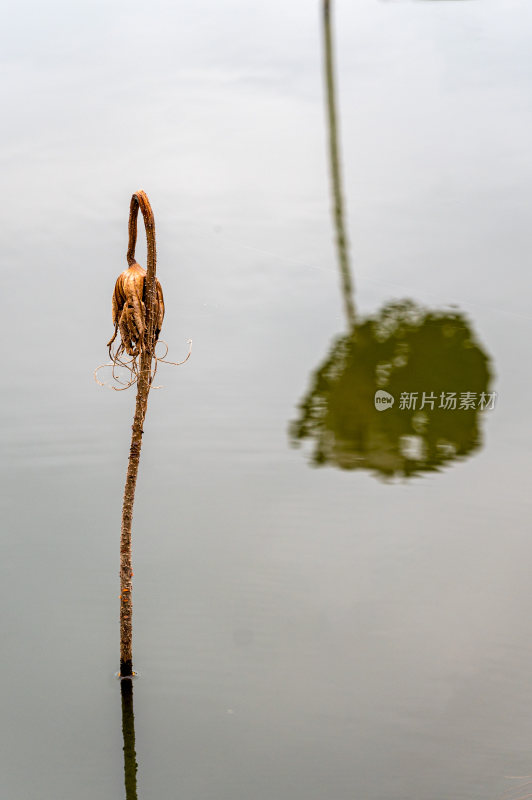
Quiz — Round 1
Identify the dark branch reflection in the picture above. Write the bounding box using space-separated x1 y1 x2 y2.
323 0 356 328
290 2 494 479
120 679 139 800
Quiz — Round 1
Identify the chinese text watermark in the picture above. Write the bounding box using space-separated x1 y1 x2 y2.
374 391 497 412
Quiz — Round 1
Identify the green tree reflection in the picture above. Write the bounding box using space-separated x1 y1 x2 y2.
290 2 494 478
291 300 493 477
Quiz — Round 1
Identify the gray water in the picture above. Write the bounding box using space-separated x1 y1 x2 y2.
1 1 532 798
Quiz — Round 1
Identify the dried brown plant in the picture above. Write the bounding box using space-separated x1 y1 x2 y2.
95 196 191 391
96 190 191 678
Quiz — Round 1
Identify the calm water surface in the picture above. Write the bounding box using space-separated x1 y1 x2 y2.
1 1 532 798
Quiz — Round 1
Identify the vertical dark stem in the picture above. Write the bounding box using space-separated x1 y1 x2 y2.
119 190 158 677
323 0 356 328
120 679 139 800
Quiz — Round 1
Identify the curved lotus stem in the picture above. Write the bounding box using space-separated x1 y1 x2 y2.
95 191 191 676
127 191 158 353
119 190 158 678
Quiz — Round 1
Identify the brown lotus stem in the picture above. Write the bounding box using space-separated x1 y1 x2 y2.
119 190 158 677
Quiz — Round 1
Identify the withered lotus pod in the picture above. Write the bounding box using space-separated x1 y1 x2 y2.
108 262 165 357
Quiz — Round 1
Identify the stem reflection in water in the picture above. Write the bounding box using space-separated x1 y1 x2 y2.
323 0 356 329
120 679 139 800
